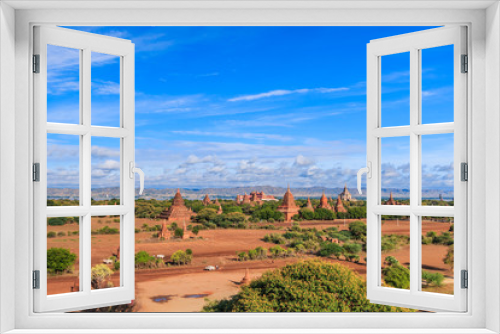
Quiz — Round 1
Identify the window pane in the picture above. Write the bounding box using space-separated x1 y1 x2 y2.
47 216 81 295
91 215 121 289
421 216 454 295
47 134 80 206
381 136 410 205
47 45 80 124
91 52 121 127
421 45 454 124
91 137 121 204
380 215 410 290
381 52 410 127
421 133 454 206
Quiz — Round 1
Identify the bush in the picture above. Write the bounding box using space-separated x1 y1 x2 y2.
203 260 413 312
422 270 445 287
47 247 77 274
114 261 120 271
342 243 362 262
319 242 343 260
443 245 454 269
348 221 366 240
174 227 184 238
384 256 399 266
48 217 68 226
382 263 410 289
91 264 114 289
96 226 119 235
171 250 192 265
135 250 154 268
57 231 66 237
47 231 56 238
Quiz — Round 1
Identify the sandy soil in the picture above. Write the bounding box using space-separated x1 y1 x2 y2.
47 217 454 306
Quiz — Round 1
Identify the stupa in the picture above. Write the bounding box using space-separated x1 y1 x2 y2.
305 197 315 212
158 221 170 239
159 189 196 222
240 268 251 285
335 195 347 213
317 191 332 210
385 192 399 205
202 194 211 206
277 185 300 222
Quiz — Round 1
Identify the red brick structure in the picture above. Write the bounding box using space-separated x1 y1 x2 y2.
277 186 300 222
241 193 252 205
159 189 196 222
317 191 332 210
237 191 277 206
240 268 251 285
385 192 400 205
202 194 211 206
335 195 347 213
306 197 315 212
158 221 170 239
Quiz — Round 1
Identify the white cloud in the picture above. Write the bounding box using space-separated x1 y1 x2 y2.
91 146 120 159
172 130 292 141
294 154 314 167
228 87 349 102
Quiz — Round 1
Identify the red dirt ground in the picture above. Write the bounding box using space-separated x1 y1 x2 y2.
47 217 454 308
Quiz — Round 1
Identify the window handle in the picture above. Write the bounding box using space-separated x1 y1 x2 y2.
129 162 145 195
357 162 372 195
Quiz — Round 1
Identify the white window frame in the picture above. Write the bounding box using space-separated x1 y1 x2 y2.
0 1 499 333
366 26 467 312
33 26 136 312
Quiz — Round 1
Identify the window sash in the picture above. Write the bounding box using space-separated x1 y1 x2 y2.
32 25 136 313
366 26 467 312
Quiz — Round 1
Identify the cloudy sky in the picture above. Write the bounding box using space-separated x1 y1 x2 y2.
46 26 454 191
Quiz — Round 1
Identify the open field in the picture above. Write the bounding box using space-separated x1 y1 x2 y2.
47 217 454 309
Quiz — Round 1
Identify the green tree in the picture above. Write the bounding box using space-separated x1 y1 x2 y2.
47 247 77 274
300 208 314 220
203 260 413 312
174 227 184 239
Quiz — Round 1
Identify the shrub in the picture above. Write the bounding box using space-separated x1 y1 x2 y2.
319 242 343 260
348 221 366 240
422 270 445 287
135 250 154 268
171 250 192 265
443 245 454 269
96 226 119 235
174 227 184 238
91 264 114 289
47 231 56 238
48 217 68 226
237 251 249 261
203 260 413 312
47 247 77 274
57 231 66 237
342 243 362 261
382 263 410 289
384 256 399 266
114 261 120 271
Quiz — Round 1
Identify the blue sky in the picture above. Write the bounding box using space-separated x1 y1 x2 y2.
46 26 454 191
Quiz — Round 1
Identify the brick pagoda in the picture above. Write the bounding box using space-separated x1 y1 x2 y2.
335 195 347 213
317 191 332 210
202 194 211 206
159 189 196 222
277 186 300 222
306 197 315 212
385 192 399 205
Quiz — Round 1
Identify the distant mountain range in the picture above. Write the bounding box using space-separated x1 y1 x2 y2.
48 186 454 201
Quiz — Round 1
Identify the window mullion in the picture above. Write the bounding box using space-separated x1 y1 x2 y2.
81 47 92 294
409 47 420 294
